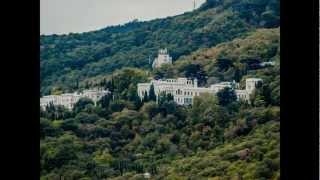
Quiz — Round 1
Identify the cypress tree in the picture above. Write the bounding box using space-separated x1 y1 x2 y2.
143 91 149 102
98 94 112 108
158 92 166 106
166 93 174 101
149 84 157 101
234 68 241 82
131 93 143 109
216 87 237 106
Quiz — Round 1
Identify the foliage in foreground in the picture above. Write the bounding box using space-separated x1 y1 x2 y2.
158 121 280 180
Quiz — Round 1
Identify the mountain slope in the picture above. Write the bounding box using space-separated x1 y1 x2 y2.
40 24 280 179
40 0 279 95
153 28 279 81
40 2 280 178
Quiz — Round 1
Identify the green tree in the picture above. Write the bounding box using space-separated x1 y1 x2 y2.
98 93 112 108
74 112 100 124
216 87 237 106
215 58 234 72
109 100 127 112
127 84 143 109
184 64 207 86
40 118 62 138
93 149 113 166
41 133 83 171
140 101 159 119
148 84 157 102
73 98 94 114
143 91 149 103
253 94 266 107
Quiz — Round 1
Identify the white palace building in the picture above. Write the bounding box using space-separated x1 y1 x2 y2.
137 78 262 105
40 88 109 110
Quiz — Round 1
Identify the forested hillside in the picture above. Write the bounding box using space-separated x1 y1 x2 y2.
40 0 280 179
40 0 279 95
40 31 280 180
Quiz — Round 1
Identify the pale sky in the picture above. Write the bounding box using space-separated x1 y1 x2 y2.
40 0 206 35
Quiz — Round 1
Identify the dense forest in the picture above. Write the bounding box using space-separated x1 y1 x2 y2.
40 0 280 179
40 0 279 96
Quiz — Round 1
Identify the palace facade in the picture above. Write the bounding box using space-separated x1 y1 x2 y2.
137 78 262 105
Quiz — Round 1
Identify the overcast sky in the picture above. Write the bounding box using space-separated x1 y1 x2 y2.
40 0 206 35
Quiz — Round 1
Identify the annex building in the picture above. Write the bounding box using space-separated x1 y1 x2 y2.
152 48 172 69
40 88 109 110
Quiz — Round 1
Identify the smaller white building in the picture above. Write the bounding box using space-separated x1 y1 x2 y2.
40 88 109 110
152 48 172 69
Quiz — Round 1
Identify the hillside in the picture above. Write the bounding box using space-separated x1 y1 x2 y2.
40 0 280 179
40 0 279 95
152 28 279 85
85 28 280 107
40 26 280 180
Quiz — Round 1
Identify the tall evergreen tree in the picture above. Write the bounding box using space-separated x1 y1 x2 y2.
166 93 174 101
149 84 157 102
131 93 143 109
143 91 149 103
158 92 167 106
234 68 241 82
98 94 112 108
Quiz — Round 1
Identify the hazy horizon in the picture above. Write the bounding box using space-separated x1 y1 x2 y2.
40 0 206 35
